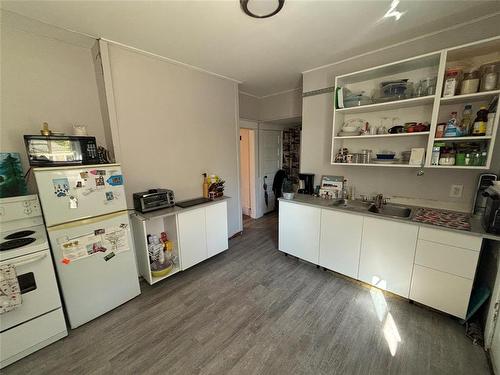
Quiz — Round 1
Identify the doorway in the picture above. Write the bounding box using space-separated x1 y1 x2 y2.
239 128 256 222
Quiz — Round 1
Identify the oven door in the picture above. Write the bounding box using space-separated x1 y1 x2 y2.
0 250 63 332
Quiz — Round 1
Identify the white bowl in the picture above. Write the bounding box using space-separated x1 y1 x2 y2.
342 126 359 133
282 192 295 200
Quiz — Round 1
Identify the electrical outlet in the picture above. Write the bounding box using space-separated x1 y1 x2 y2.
449 184 463 198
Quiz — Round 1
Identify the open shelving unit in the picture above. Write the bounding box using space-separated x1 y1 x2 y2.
331 36 500 170
131 208 182 285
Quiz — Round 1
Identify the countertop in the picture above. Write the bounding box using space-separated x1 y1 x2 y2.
133 196 229 221
279 194 500 242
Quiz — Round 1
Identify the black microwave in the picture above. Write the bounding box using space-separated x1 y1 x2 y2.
24 135 100 167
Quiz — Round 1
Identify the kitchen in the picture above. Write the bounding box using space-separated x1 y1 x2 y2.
1 1 500 374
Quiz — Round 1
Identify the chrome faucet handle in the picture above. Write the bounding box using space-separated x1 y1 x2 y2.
383 197 390 205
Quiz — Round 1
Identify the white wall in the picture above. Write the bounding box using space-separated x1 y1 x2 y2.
301 18 500 212
239 89 302 122
1 11 106 175
104 43 241 236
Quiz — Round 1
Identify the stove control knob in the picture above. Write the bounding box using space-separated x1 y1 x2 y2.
24 208 32 215
23 201 30 207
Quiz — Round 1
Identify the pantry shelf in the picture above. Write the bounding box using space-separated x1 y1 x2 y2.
336 95 435 114
338 132 430 140
433 136 492 141
426 165 489 170
331 162 421 168
440 90 500 105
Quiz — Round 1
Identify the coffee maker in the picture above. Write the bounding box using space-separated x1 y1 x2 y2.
298 173 315 195
472 173 497 215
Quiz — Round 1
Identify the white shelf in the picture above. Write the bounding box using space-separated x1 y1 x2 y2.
331 162 421 168
337 132 430 140
426 165 489 170
336 95 435 114
434 136 492 142
440 90 500 105
151 265 181 285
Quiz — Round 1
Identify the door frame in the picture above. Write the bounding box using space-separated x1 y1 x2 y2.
239 119 260 219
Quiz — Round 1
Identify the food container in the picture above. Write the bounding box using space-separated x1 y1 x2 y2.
343 95 372 107
439 149 456 166
401 151 412 162
282 192 295 200
443 68 462 97
435 123 446 138
480 63 499 92
381 80 408 98
460 71 480 94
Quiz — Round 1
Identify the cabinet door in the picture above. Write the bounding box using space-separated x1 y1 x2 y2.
410 265 472 319
278 201 321 264
358 217 418 297
206 201 229 258
319 210 363 279
178 208 207 270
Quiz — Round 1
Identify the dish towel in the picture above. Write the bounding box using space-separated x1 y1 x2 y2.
0 264 22 313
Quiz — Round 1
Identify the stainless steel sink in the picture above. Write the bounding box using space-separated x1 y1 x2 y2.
367 204 412 219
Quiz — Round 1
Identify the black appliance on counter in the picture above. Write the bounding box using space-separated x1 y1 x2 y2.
24 135 99 166
472 173 498 215
298 173 315 195
133 188 175 213
483 185 500 234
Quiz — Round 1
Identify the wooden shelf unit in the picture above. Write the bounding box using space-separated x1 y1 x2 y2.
331 36 500 170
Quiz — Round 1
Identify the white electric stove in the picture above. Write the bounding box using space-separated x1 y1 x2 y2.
0 194 67 369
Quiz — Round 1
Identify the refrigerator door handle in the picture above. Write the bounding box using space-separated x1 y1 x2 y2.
47 210 130 231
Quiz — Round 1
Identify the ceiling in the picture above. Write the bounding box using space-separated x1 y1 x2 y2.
2 1 499 97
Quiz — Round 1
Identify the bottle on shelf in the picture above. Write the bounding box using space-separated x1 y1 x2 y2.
202 173 209 198
460 104 474 136
444 112 462 137
472 106 489 136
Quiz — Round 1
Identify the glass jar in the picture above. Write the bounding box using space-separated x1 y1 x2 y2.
480 64 499 92
460 71 480 94
439 148 456 166
361 149 372 164
443 68 462 97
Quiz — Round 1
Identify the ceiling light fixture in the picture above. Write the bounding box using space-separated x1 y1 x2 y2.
383 0 405 21
240 0 285 19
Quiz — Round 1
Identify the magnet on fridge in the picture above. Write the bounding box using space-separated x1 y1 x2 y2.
105 191 114 201
106 175 123 186
94 228 105 235
119 223 128 229
75 181 83 188
82 188 95 196
95 176 105 187
61 258 71 265
89 170 97 175
80 172 89 179
69 195 78 209
96 170 106 176
53 178 70 197
104 252 115 261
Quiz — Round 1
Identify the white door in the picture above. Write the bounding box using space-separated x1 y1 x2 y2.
178 208 207 270
206 202 229 258
319 210 363 279
34 164 127 227
278 201 321 264
259 130 281 214
47 211 140 328
358 217 418 298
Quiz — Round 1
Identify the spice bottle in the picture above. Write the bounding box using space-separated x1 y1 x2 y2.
472 106 489 136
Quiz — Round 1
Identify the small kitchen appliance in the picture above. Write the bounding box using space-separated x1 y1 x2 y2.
0 195 67 369
297 173 315 195
483 184 500 234
24 135 99 167
133 188 175 213
472 173 498 215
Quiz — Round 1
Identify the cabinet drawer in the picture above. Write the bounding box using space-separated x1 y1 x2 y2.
418 227 482 251
415 240 479 279
410 265 472 319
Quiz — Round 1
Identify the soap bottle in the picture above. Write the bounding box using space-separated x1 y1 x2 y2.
460 104 473 136
202 173 209 198
472 106 488 136
444 112 461 137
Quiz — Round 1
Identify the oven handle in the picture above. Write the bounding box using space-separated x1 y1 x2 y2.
4 253 47 268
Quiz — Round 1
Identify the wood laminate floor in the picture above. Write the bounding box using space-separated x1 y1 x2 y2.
4 214 490 375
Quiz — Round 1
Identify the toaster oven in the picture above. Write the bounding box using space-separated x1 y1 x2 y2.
133 189 175 213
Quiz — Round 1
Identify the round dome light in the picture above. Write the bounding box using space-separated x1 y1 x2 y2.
240 0 285 19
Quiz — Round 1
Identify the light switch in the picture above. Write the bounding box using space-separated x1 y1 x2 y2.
449 184 463 198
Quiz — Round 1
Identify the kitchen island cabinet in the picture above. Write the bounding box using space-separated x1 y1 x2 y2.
319 210 363 279
278 200 321 265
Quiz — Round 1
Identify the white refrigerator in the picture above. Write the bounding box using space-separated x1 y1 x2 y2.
34 164 140 329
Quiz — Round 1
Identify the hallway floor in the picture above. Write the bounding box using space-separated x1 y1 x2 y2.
3 214 490 375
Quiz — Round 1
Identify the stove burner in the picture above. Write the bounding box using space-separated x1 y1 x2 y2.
0 238 36 251
4 230 36 240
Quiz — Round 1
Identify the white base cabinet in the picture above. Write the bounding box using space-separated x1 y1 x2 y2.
178 201 228 270
319 210 362 279
278 201 321 264
358 217 418 298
